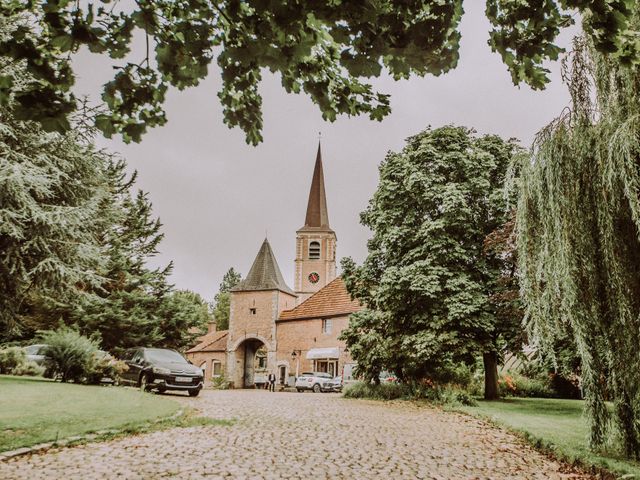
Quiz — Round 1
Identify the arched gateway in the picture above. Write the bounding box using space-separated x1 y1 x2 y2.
225 239 297 388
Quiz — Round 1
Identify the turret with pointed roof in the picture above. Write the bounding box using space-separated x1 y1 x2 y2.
232 238 294 295
294 142 337 303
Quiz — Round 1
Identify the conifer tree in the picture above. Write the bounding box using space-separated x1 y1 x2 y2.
0 63 110 340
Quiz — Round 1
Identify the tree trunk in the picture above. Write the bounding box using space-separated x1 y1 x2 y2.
483 351 500 400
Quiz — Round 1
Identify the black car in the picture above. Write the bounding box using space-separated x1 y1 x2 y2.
119 348 203 396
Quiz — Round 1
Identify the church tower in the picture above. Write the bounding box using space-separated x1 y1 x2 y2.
294 143 337 304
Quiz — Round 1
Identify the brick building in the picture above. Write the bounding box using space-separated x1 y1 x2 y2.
187 144 361 387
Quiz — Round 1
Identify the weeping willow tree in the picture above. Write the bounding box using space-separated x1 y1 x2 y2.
517 13 640 458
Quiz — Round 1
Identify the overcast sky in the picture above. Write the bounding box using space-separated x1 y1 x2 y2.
73 2 575 300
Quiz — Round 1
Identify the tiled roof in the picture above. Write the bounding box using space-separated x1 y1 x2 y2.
278 277 361 321
231 238 295 295
186 330 228 353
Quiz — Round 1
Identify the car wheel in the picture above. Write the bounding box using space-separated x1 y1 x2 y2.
188 389 200 397
140 374 149 392
296 388 303 392
313 383 321 393
156 387 166 395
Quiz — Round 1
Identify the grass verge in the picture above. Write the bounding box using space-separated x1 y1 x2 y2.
459 398 640 478
0 375 231 453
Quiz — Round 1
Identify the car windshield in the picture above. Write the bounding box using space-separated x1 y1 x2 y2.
145 349 187 364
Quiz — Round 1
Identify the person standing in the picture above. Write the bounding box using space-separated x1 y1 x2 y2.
268 372 276 392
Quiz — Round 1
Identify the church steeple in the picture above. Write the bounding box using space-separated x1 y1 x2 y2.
303 143 330 229
294 143 337 304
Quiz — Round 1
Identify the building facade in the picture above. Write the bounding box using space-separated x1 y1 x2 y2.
187 144 360 387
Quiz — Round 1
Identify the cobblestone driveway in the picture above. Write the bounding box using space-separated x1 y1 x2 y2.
1 390 592 479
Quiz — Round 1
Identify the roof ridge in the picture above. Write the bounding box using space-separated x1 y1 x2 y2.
278 276 360 321
187 330 228 353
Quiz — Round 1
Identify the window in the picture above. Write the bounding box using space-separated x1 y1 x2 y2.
212 361 222 377
315 360 338 377
249 308 256 315
309 241 320 259
322 318 333 334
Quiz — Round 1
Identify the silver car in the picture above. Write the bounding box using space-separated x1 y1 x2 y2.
295 372 334 393
24 344 48 366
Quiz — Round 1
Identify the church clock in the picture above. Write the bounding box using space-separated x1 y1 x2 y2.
308 272 320 284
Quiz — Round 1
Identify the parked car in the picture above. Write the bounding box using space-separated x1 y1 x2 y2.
24 344 48 366
295 372 334 393
328 376 343 392
118 348 203 396
379 370 398 383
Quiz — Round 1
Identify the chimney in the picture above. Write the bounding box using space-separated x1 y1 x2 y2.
208 320 217 334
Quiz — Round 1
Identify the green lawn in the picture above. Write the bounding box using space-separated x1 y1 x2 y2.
460 398 640 478
0 375 181 452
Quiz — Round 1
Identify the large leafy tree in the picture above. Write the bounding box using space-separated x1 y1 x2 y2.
517 12 640 457
212 267 241 331
1 1 637 144
340 126 523 399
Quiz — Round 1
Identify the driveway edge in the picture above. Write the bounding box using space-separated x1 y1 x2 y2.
0 408 185 462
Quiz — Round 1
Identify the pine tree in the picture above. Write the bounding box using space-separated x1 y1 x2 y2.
74 168 173 352
0 64 110 340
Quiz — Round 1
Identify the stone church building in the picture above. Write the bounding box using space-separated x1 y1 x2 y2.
187 145 361 388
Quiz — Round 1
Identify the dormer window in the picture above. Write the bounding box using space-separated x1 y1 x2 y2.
309 241 321 259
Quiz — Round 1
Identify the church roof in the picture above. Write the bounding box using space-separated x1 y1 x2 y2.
299 143 333 232
231 238 295 295
186 330 228 353
278 277 361 321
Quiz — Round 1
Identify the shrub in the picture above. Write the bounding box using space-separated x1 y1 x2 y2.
83 353 128 385
499 371 555 398
0 346 27 374
12 361 45 377
343 381 477 406
343 381 411 400
0 346 45 376
211 375 231 390
38 327 101 383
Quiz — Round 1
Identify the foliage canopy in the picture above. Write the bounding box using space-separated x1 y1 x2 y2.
340 126 524 394
517 13 640 457
1 1 637 144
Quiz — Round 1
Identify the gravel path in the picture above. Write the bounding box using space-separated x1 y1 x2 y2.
0 390 592 479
